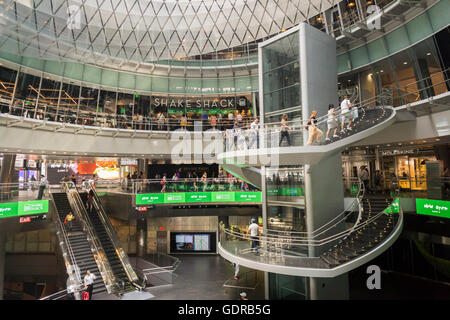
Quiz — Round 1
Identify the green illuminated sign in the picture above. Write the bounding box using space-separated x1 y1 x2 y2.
0 202 18 218
186 193 212 203
164 193 186 203
136 192 262 205
0 200 49 219
136 193 164 205
211 192 235 202
416 198 450 219
267 187 304 196
236 192 262 202
18 200 49 215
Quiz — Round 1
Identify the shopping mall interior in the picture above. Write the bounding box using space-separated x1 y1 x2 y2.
0 0 449 302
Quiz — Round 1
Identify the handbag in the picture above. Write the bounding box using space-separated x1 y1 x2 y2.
82 291 90 300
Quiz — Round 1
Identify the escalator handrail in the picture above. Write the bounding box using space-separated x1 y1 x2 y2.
62 182 121 295
49 191 83 300
85 182 145 290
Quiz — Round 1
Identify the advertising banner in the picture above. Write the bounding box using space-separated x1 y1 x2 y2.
0 202 18 218
136 193 164 205
0 200 49 219
136 191 262 205
186 193 212 203
383 198 400 214
18 200 49 216
416 198 450 219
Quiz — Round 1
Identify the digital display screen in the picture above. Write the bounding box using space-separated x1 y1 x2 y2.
170 232 216 253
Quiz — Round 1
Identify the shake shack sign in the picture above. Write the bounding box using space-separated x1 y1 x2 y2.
154 97 247 108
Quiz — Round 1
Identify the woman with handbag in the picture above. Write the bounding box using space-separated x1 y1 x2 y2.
306 110 323 146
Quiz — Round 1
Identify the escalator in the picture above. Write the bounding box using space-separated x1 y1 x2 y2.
78 192 136 294
51 193 107 297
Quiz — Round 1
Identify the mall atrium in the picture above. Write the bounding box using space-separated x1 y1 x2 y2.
0 0 449 301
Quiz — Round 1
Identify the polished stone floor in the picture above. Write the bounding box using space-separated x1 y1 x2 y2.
147 254 265 300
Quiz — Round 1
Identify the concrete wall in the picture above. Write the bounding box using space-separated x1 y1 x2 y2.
304 152 345 257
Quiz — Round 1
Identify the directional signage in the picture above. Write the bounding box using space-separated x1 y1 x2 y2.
0 200 49 219
416 198 450 219
136 191 262 205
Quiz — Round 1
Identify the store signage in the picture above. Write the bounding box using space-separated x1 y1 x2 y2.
136 207 148 212
136 192 262 205
416 199 450 219
381 149 415 156
120 158 138 166
0 202 19 218
154 97 247 109
0 200 49 219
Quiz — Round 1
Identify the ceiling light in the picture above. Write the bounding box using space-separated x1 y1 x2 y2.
367 0 374 4
426 52 431 56
380 70 384 73
316 17 323 22
410 142 414 144
282 29 286 32
403 62 408 65
348 1 356 8
387 144 391 146
435 138 440 141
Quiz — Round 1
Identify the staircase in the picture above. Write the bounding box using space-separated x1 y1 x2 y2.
79 192 135 294
52 193 107 295
320 195 397 267
323 105 392 145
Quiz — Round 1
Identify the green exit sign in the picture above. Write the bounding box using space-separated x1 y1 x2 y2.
416 199 450 219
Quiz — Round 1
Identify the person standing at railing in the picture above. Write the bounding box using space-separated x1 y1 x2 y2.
201 172 208 192
88 174 97 189
325 104 339 141
231 122 240 151
161 174 167 193
70 174 77 186
248 117 260 149
279 114 292 146
248 218 260 254
36 175 48 200
306 110 323 146
83 270 96 300
340 95 353 132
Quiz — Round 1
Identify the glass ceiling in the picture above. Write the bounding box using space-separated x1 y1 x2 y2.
0 0 337 68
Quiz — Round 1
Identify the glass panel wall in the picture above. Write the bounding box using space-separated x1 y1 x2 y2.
0 66 17 113
13 71 41 117
262 31 300 115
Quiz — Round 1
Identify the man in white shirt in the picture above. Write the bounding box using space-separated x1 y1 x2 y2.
37 175 48 200
84 270 96 300
340 95 353 132
248 118 260 149
248 218 260 254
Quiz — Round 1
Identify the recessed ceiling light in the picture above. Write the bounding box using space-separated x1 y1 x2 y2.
398 143 402 145
380 70 384 73
435 138 440 141
403 62 408 65
387 144 391 146
426 52 431 56
410 142 414 144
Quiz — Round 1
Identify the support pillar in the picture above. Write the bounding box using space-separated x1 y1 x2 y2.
136 214 147 257
0 234 6 300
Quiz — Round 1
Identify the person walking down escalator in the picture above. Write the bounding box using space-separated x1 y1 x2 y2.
83 270 96 300
86 190 95 214
65 212 74 237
